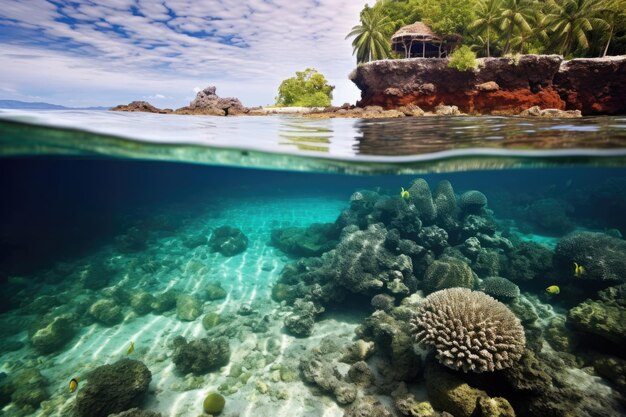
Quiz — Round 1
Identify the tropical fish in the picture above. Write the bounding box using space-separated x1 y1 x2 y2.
69 377 79 393
574 262 584 278
400 187 410 199
127 341 134 355
546 285 560 294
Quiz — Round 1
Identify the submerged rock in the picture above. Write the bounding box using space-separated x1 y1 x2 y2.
270 223 339 257
0 368 49 412
206 282 227 301
208 226 248 256
89 299 124 326
299 355 357 405
568 299 626 345
75 359 151 417
130 292 155 316
171 336 230 374
107 408 163 417
29 314 75 354
176 294 202 321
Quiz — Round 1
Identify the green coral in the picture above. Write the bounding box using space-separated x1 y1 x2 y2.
423 258 475 293
568 299 626 345
203 392 225 414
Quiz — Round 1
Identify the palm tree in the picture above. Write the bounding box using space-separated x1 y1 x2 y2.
346 7 394 63
542 0 610 56
498 0 536 54
470 0 503 57
598 0 626 56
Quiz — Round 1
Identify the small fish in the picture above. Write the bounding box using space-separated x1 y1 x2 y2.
574 262 584 278
69 377 79 393
546 285 560 294
400 187 410 199
127 341 134 355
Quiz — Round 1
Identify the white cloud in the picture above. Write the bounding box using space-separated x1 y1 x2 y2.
0 0 370 107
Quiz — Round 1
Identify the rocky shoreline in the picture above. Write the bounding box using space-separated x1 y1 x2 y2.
112 55 624 118
351 55 625 116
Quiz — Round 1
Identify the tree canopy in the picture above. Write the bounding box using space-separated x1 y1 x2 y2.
349 0 626 61
274 69 334 107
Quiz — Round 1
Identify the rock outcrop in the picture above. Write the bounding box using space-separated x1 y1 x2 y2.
351 55 626 115
176 86 249 116
110 101 172 114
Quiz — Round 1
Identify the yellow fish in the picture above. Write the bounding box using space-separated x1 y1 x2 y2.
69 377 79 393
400 187 410 199
546 285 560 294
574 262 584 278
127 341 134 355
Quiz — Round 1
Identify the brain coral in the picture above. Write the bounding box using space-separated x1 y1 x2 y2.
481 276 520 299
459 191 488 213
411 288 525 373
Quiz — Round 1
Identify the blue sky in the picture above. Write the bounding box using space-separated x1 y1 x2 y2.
0 0 369 107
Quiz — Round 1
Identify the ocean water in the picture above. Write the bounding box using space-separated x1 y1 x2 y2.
1 111 626 417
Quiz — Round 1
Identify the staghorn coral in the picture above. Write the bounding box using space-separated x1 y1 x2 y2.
411 288 525 373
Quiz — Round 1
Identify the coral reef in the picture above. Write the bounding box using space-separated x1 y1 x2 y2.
554 232 626 282
525 198 574 235
208 226 248 256
568 299 626 345
171 336 230 374
270 223 339 257
459 190 488 214
75 359 151 417
504 242 553 285
28 314 75 354
412 288 525 373
423 258 475 293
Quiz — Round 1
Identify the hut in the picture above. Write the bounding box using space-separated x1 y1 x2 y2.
391 22 445 58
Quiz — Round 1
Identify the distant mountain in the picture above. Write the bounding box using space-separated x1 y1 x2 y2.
0 99 110 110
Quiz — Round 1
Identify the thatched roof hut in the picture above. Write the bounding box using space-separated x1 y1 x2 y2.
391 22 445 58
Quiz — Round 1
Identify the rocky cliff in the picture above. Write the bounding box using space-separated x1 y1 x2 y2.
350 55 626 115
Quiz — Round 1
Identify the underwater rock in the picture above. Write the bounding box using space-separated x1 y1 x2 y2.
526 198 575 235
462 237 481 259
568 299 626 345
107 408 163 417
347 361 374 387
373 197 422 239
423 258 475 294
28 314 75 354
481 276 520 300
599 283 626 307
356 310 422 381
203 392 225 414
408 179 437 224
151 289 179 313
89 299 124 326
391 382 436 417
554 232 626 282
171 336 230 374
417 226 449 254
344 395 394 417
270 223 339 257
206 282 227 300
504 242 553 285
371 293 395 312
82 261 116 290
208 226 248 256
176 294 202 321
116 226 149 253
75 359 151 417
591 355 626 397
472 250 501 277
284 312 315 337
412 288 525 373
1 368 49 412
340 340 376 364
202 312 221 330
507 296 544 352
28 294 62 314
130 292 155 316
182 234 208 249
270 282 292 303
299 355 357 404
459 190 487 214
545 316 578 352
460 214 497 240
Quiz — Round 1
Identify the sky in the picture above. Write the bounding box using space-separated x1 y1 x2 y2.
0 0 370 108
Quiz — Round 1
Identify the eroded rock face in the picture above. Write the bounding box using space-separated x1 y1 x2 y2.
110 101 172 114
177 86 248 116
351 55 626 115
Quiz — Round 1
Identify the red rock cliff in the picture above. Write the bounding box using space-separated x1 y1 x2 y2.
350 55 626 115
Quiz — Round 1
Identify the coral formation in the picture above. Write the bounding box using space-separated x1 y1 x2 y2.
459 190 488 214
408 178 437 224
89 299 124 325
28 314 75 354
203 392 225 414
176 294 202 321
412 288 525 373
206 282 227 300
423 258 475 293
481 276 520 300
270 223 339 257
568 299 626 345
555 232 626 282
75 359 151 417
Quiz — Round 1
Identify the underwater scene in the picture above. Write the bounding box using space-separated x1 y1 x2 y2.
1 114 626 417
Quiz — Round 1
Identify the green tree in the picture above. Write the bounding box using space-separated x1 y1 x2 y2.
498 0 536 54
346 6 394 63
418 0 478 36
448 45 479 70
469 0 503 57
600 0 626 56
274 68 334 107
542 0 610 57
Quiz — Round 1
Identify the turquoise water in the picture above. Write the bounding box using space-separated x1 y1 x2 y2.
0 112 625 417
